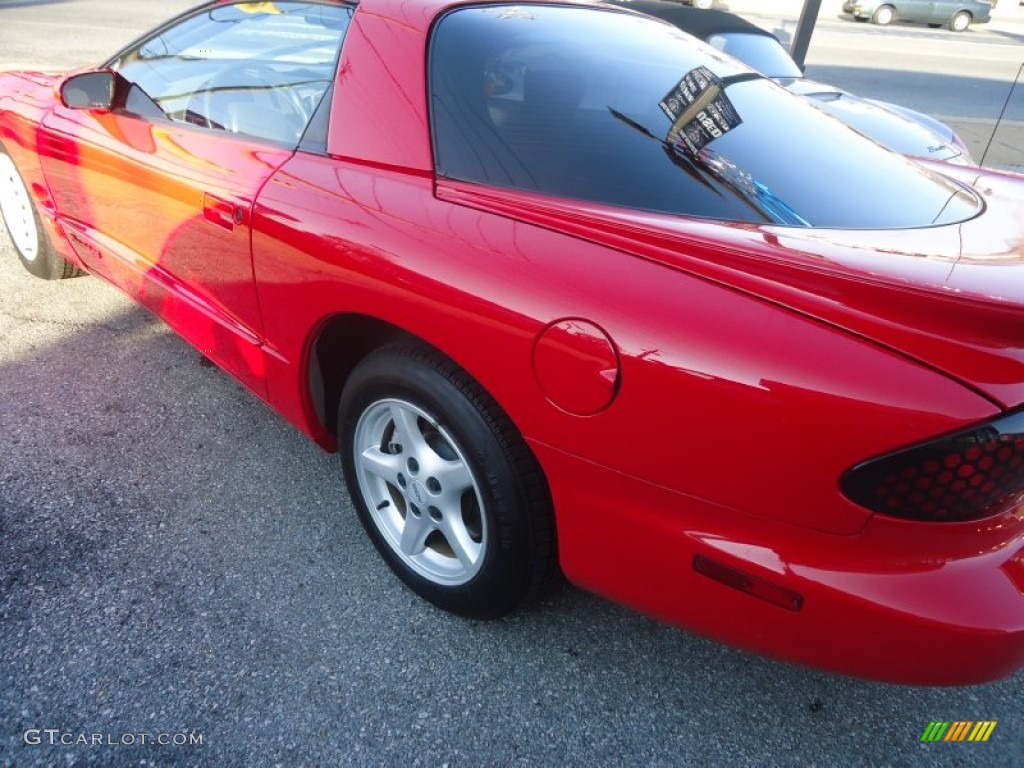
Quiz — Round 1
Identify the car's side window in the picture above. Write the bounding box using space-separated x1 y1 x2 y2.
109 2 353 146
429 6 766 222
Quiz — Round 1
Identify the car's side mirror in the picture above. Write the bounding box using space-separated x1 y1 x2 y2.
59 71 117 111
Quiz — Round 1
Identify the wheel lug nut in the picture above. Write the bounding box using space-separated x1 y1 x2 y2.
427 477 441 494
429 506 442 523
407 457 419 474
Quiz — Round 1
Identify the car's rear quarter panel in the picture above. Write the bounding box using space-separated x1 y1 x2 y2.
252 149 1024 683
253 0 999 534
252 153 999 538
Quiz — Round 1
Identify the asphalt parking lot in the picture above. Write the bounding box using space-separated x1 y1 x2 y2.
2 1 1024 766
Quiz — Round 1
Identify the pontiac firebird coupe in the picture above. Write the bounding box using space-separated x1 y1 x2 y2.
2 0 1023 685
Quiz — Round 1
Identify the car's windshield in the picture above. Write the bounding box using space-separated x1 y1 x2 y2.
107 2 351 144
705 32 804 79
430 5 980 229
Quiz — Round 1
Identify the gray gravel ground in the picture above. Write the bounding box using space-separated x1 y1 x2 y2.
2 1 1024 766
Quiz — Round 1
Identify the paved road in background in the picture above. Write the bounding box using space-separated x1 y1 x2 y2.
2 1 1023 766
742 2 1024 167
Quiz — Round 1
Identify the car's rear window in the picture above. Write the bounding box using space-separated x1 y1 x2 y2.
428 5 980 229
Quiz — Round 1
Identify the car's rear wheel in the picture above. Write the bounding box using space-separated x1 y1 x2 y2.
0 146 81 280
871 5 895 24
949 11 971 31
338 343 555 619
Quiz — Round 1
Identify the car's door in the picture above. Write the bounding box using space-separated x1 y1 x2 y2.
37 2 352 395
925 0 954 21
897 0 936 21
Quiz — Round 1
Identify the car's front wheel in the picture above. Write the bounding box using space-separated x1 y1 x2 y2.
949 11 971 31
338 343 555 619
871 5 895 24
0 146 82 280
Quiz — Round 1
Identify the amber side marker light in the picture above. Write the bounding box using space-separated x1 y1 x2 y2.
841 409 1024 523
692 554 804 612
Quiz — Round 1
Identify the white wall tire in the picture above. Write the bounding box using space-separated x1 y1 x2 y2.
949 11 971 32
872 5 895 25
0 151 40 263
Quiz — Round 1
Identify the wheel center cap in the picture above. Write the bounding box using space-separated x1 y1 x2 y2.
409 479 428 507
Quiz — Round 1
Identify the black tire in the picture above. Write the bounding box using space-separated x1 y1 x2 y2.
338 343 556 619
949 11 971 31
871 5 895 25
0 144 82 279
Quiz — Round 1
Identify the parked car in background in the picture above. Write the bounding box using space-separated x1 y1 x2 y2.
842 0 993 31
666 0 724 8
615 2 973 163
3 0 1024 685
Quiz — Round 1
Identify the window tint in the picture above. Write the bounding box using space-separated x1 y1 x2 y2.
429 5 980 229
110 2 352 145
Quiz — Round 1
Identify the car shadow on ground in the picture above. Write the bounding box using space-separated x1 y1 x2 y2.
989 26 1024 44
1 263 1022 766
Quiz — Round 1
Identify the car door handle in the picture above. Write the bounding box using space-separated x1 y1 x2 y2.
202 193 242 231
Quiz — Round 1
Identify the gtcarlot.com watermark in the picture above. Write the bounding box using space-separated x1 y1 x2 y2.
24 729 203 747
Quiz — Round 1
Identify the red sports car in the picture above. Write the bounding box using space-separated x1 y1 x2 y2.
2 0 1023 685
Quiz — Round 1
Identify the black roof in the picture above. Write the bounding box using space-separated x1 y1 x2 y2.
606 1 777 40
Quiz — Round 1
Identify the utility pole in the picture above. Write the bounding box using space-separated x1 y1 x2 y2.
790 0 823 70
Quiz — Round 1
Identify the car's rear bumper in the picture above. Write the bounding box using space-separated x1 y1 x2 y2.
533 440 1024 685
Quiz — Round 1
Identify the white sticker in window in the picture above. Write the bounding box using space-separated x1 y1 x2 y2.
659 66 742 156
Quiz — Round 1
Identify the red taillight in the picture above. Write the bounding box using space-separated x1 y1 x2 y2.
841 410 1024 522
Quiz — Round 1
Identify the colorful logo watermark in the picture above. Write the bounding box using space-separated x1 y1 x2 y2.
920 721 997 742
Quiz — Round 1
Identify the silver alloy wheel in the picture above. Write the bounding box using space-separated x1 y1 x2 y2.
0 153 39 262
353 398 487 586
950 11 970 31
